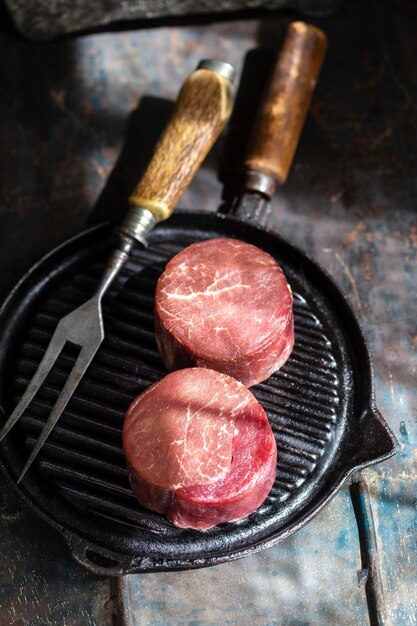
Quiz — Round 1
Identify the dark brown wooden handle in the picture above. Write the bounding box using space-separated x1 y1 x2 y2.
245 22 327 186
129 66 234 223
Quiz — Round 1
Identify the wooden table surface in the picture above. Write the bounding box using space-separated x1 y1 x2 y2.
0 1 416 624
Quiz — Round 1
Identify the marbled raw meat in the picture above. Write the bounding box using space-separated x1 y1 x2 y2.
154 238 293 387
123 368 277 529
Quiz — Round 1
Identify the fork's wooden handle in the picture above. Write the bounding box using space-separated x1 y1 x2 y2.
128 64 234 223
245 22 327 186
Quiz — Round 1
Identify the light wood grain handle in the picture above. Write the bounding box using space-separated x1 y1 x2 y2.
245 22 327 186
128 63 234 223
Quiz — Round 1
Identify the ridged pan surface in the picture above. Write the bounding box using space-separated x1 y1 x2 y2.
0 212 397 575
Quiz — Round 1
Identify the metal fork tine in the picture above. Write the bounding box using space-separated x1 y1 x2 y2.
17 345 100 483
0 329 68 441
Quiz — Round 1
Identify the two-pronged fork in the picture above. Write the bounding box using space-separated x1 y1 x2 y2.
0 59 234 483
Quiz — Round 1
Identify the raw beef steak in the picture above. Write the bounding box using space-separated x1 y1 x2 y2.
155 238 294 387
123 368 277 530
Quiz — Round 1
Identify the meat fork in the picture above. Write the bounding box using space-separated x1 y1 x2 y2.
0 60 234 483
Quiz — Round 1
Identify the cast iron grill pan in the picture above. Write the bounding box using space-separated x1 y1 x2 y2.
0 212 397 575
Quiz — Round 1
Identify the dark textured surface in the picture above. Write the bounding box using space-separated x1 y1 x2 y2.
1 0 416 623
4 0 339 41
0 473 116 625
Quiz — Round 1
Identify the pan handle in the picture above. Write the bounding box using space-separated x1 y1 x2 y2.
228 22 327 225
245 22 327 193
121 60 234 242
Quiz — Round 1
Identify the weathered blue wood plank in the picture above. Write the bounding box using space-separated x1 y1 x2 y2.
0 476 115 626
366 363 417 624
264 0 417 616
120 488 369 626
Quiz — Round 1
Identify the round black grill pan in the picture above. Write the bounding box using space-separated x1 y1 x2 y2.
0 213 397 575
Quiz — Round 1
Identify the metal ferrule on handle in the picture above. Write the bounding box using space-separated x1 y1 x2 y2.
244 169 277 198
197 59 235 83
118 206 157 248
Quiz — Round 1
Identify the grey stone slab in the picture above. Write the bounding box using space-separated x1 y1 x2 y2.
5 0 339 41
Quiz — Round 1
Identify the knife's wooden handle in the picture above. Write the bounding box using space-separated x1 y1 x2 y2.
129 65 234 223
245 22 327 186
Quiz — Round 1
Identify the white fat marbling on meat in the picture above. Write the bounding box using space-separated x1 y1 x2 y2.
123 367 277 529
155 238 293 364
124 369 254 489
